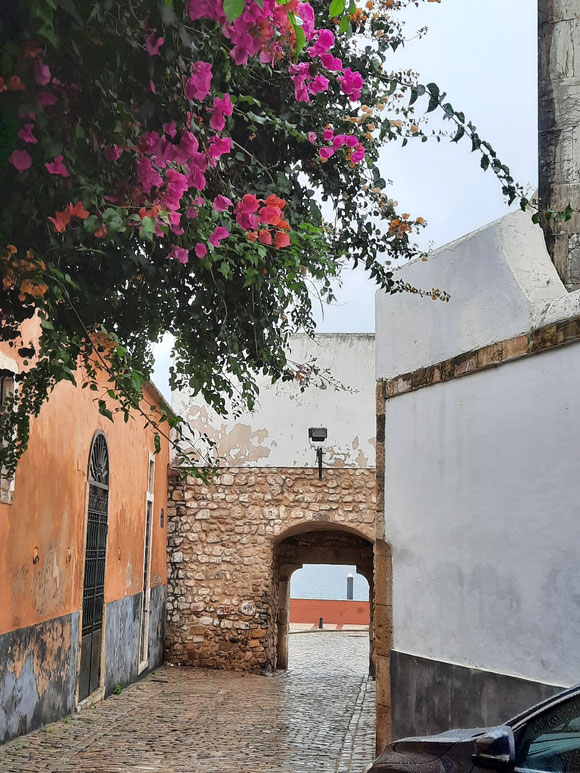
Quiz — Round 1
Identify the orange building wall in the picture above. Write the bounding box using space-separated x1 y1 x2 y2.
290 598 370 626
0 329 169 637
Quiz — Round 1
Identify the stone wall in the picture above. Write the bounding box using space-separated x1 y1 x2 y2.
166 467 375 672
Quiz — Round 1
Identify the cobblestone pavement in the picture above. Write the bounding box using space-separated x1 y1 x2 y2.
0 632 375 773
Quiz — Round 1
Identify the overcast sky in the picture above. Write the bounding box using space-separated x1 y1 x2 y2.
153 0 538 395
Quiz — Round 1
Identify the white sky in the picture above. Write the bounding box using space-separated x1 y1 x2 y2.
153 0 537 395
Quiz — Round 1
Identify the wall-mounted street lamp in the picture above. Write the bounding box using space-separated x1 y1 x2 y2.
308 427 327 480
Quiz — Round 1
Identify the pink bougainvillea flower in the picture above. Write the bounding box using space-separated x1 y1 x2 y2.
136 157 163 193
258 229 272 245
297 3 315 39
36 91 57 106
209 226 230 247
235 193 260 230
332 134 348 148
194 242 207 258
209 93 233 131
187 206 199 219
168 212 184 235
185 61 212 101
104 144 123 162
163 120 177 138
167 246 189 264
338 68 364 101
18 124 37 144
145 31 164 56
45 155 69 177
8 150 32 171
351 145 366 163
322 127 334 141
188 0 213 21
149 80 156 94
319 147 334 160
308 75 329 95
274 230 290 249
0 77 7 93
213 195 233 212
345 135 359 148
34 60 51 86
259 205 282 225
309 29 334 57
18 108 36 120
163 168 189 211
207 135 232 166
307 132 316 143
320 53 343 72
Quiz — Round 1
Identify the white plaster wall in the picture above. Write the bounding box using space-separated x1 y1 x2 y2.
376 210 567 379
173 333 375 468
385 344 580 687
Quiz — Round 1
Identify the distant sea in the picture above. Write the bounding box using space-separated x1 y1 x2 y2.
290 564 369 602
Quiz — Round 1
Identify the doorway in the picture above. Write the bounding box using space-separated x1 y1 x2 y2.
275 526 374 673
79 431 109 702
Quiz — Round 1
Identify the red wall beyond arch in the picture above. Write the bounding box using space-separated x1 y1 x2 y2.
290 598 369 626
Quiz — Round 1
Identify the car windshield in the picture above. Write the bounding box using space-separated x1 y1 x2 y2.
516 695 580 772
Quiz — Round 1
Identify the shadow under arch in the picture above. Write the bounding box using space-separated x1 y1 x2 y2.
274 521 375 675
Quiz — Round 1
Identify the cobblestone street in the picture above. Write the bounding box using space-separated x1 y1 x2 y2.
0 632 375 773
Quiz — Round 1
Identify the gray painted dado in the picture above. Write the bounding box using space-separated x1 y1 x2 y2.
148 585 166 669
0 613 79 744
391 651 564 740
0 587 166 744
104 586 166 695
104 594 142 695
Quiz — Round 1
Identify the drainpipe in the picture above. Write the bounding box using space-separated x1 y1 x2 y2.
538 0 580 290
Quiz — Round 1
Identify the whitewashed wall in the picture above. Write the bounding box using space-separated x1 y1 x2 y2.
377 208 580 688
385 346 580 686
173 333 375 468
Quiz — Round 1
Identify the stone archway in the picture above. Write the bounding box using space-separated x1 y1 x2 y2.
274 524 374 673
166 467 377 673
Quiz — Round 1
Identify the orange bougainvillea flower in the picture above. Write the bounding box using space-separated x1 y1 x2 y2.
264 194 286 210
274 230 290 249
70 201 89 219
48 207 73 233
246 231 258 242
48 202 90 232
23 40 41 58
19 279 48 298
94 226 108 239
8 75 25 92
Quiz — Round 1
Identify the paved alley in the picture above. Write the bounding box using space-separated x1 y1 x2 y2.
0 632 375 773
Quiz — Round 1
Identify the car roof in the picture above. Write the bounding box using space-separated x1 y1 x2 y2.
508 684 580 730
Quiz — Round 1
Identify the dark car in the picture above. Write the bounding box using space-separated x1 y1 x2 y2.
367 684 580 773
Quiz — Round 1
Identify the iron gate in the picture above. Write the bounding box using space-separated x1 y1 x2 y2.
79 432 109 702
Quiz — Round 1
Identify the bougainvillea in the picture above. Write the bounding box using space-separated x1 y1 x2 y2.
0 0 525 475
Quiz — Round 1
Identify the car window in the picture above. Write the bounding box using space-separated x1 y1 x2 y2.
516 695 580 773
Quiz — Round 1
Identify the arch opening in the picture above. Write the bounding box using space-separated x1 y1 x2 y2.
275 527 375 675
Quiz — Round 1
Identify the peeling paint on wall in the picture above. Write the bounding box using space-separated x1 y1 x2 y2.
0 613 79 743
174 334 376 469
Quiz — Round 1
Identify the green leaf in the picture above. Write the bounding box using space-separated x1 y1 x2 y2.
338 13 349 33
294 25 306 54
329 0 345 17
98 400 114 421
223 0 245 23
